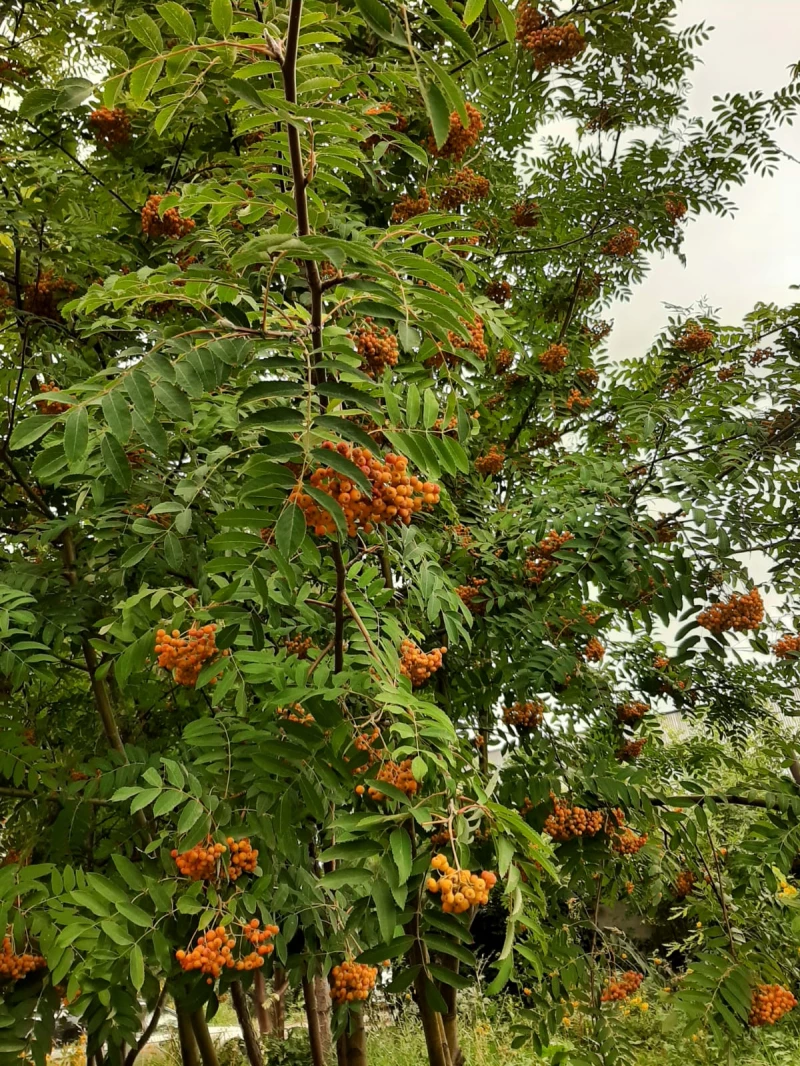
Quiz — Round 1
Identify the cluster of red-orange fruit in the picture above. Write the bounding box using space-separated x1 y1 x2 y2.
511 199 540 228
448 316 489 361
0 937 47 981
141 195 195 238
665 194 688 223
25 272 77 320
612 828 649 855
583 637 606 662
503 700 545 730
177 920 278 984
543 797 606 842
748 984 797 1027
749 347 774 367
697 588 764 634
475 444 505 476
496 348 514 373
602 226 640 257
227 838 259 881
172 837 227 880
674 869 697 899
653 655 670 670
676 325 715 353
351 727 382 775
352 319 399 377
539 343 569 373
277 703 315 726
486 279 512 305
36 382 71 415
515 3 586 69
774 634 800 659
155 624 227 687
566 388 593 412
601 971 643 1003
617 701 648 725
428 103 483 161
439 167 490 210
291 442 440 538
577 367 600 390
285 635 313 658
455 577 488 615
427 854 496 914
89 107 131 149
616 738 648 762
399 639 446 686
524 530 573 585
391 188 431 223
329 960 378 1004
365 759 418 802
363 103 408 149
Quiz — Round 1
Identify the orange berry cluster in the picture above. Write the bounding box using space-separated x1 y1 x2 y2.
583 637 605 662
351 727 382 775
0 937 47 981
329 961 377 1005
363 103 408 149
391 188 431 223
176 921 278 984
449 316 489 360
665 194 688 223
486 279 512 305
514 0 544 41
277 703 315 726
616 702 648 725
291 442 440 538
399 639 446 686
612 828 648 855
521 22 586 70
674 870 696 899
524 530 573 585
774 634 800 659
600 971 643 1003
439 167 490 211
543 797 605 842
503 700 545 730
172 837 227 880
285 635 313 658
496 348 514 373
36 382 70 415
475 445 505 476
653 656 670 670
566 388 593 412
577 367 599 389
616 738 648 762
367 759 418 802
582 319 613 346
749 984 797 1027
675 325 714 353
141 195 195 239
427 854 496 914
539 343 569 373
155 624 226 687
24 272 77 320
89 107 131 149
428 103 483 161
602 226 640 258
511 199 540 228
455 577 488 615
227 837 259 881
749 347 774 367
352 319 399 377
697 588 764 634
448 522 474 548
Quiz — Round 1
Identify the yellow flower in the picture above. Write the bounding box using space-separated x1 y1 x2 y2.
562 1016 571 1027
778 881 798 899
640 1002 649 1012
696 922 702 928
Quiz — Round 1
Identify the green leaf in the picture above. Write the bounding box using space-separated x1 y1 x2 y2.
275 503 306 558
428 962 472 989
130 944 145 990
305 485 348 540
116 901 153 928
406 384 421 428
102 391 133 443
422 390 439 431
420 79 451 150
157 2 195 41
390 828 412 884
310 446 373 498
112 855 146 890
101 434 133 489
18 88 59 120
177 799 204 834
423 933 476 967
130 787 162 813
486 953 513 995
420 55 468 129
126 370 156 421
356 935 415 965
211 0 234 36
318 841 382 862
100 920 134 946
490 0 516 42
354 0 392 35
127 12 164 51
372 879 397 942
154 102 181 136
132 411 169 455
153 790 186 817
154 381 193 422
319 868 373 890
130 59 164 105
314 415 379 453
463 0 486 25
9 415 55 451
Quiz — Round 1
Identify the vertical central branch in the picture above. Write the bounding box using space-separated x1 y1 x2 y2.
332 541 346 672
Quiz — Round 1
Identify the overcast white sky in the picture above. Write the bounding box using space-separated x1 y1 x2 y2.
608 0 800 360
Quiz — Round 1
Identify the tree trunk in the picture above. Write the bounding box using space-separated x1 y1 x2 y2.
408 939 452 1066
231 980 264 1066
190 1009 220 1066
303 976 326 1066
272 967 287 1037
345 1011 367 1066
439 959 462 1066
336 1033 348 1066
252 971 272 1036
177 1009 200 1066
314 974 333 1061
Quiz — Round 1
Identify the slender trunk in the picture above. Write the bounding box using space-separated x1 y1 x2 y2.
336 1033 348 1066
331 542 346 673
345 1012 367 1066
252 971 272 1036
177 1009 200 1066
303 976 326 1066
439 959 462 1066
314 974 333 1061
231 980 264 1066
190 1009 220 1066
272 967 287 1037
407 938 452 1066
